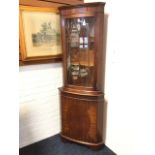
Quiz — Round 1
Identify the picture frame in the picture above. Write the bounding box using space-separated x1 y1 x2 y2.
19 5 62 62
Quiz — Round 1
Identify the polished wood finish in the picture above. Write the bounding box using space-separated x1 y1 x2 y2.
59 3 106 149
59 87 104 146
59 2 105 91
19 58 62 66
39 0 84 5
19 0 65 8
19 0 83 7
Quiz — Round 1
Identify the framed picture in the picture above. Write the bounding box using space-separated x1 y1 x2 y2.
19 5 62 62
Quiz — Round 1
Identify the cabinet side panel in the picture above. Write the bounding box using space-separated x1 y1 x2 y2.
95 12 105 91
97 100 104 142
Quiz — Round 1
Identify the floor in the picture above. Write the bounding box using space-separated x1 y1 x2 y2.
19 134 116 155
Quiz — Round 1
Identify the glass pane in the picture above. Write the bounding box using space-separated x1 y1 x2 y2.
66 17 95 87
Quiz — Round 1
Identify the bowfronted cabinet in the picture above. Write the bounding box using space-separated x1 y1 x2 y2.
59 2 106 150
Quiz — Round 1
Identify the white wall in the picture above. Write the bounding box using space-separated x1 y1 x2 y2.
19 63 63 148
85 0 155 155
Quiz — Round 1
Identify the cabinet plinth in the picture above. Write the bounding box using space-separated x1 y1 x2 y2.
59 2 106 149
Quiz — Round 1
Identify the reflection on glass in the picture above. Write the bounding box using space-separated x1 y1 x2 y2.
66 17 95 87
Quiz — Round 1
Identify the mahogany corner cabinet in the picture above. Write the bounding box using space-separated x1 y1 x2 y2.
58 2 106 150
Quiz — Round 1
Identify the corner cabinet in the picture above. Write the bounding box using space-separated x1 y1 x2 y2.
58 2 106 150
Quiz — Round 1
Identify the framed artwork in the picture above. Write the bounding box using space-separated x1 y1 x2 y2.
19 5 62 62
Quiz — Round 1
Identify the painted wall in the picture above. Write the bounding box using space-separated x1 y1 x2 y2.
19 63 63 148
85 0 155 155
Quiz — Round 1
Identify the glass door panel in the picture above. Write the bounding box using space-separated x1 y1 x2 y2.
66 17 95 87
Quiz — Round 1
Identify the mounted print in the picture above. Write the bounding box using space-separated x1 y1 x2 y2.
19 6 62 62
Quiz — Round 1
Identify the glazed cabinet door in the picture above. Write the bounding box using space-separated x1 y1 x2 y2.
64 16 96 87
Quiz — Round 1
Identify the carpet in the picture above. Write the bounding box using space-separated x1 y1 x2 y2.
19 134 116 155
